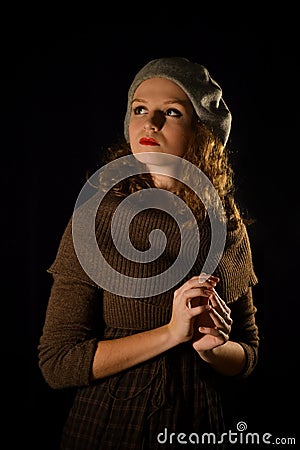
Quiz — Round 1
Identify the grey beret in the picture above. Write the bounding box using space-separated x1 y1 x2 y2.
124 57 232 146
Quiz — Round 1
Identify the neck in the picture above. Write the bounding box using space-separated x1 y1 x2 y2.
146 161 182 192
133 152 183 192
150 173 178 192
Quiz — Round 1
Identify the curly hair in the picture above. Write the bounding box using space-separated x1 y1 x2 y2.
97 122 244 231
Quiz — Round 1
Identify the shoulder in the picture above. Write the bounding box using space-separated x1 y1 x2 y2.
225 221 249 249
73 188 125 228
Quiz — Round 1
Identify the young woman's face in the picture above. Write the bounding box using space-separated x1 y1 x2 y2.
129 78 195 158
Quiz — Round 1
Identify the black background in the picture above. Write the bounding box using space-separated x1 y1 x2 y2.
2 20 298 448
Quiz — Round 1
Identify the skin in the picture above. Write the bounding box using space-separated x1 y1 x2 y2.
129 77 195 191
91 78 246 380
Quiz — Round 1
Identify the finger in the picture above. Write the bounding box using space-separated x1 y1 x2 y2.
189 304 211 317
208 308 233 329
205 294 233 333
177 287 211 306
198 326 229 342
198 273 219 286
176 276 215 295
212 289 231 314
208 290 231 319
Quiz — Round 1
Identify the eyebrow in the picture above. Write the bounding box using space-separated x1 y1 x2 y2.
132 97 190 106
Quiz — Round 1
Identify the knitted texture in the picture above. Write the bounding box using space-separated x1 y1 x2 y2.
50 191 257 305
38 192 259 449
38 191 259 389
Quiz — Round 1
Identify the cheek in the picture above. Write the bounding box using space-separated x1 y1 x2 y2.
179 126 194 147
128 120 138 140
128 124 140 153
171 129 192 154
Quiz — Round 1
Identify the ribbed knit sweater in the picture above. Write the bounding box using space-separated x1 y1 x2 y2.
38 190 259 449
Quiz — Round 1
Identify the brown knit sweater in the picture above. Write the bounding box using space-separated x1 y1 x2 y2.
38 191 259 449
38 191 259 389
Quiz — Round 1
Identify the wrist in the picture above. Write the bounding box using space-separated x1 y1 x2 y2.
164 324 182 347
198 348 214 362
198 344 226 363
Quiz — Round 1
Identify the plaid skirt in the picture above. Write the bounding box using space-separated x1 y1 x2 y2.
60 328 225 450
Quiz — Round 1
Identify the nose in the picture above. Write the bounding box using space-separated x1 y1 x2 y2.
143 111 165 132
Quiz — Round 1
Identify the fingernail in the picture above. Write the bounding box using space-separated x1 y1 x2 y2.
211 276 219 282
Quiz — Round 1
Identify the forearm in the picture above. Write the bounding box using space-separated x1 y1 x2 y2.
92 324 178 379
198 340 246 376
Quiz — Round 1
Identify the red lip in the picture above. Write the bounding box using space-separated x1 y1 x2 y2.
139 137 160 146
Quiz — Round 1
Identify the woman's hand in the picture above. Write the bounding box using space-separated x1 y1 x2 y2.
167 273 219 345
192 287 233 352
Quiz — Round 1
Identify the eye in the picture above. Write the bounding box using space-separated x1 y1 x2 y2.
133 106 147 115
165 108 182 117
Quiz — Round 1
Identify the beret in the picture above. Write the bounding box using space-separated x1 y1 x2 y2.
124 57 232 146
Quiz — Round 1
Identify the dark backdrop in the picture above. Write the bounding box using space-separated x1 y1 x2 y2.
2 22 298 448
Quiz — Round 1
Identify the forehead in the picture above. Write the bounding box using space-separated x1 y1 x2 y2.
133 77 190 102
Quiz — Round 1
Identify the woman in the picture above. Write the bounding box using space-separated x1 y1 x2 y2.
38 57 259 449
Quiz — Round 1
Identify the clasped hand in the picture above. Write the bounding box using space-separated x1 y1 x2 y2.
169 273 232 352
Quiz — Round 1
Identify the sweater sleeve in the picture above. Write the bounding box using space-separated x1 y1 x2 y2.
38 274 104 389
228 286 259 378
38 214 104 389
